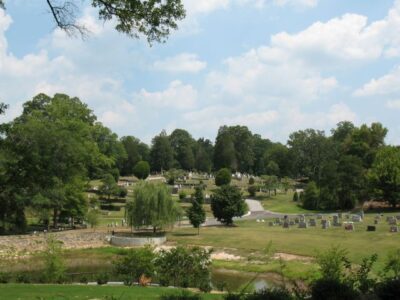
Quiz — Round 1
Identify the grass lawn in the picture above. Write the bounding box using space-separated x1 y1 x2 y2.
256 192 323 214
169 213 400 274
0 284 222 300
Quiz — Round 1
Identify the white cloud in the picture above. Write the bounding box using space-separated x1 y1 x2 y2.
153 53 207 73
354 66 400 97
272 0 318 8
386 100 400 109
135 80 198 110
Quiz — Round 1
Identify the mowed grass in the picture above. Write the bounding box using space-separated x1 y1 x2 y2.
0 284 222 300
257 192 325 214
169 213 400 272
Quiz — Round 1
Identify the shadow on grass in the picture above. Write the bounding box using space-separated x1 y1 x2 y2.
171 232 198 237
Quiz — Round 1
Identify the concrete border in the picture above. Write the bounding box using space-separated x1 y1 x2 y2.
110 235 166 247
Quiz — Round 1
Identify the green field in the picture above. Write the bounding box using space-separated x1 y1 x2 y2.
0 284 222 300
256 192 323 214
169 214 400 274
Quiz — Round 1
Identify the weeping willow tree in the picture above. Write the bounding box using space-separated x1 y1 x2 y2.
127 182 179 233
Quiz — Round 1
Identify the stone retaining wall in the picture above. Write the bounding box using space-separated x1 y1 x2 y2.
110 235 166 247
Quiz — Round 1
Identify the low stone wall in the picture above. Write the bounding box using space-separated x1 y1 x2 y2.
110 235 166 247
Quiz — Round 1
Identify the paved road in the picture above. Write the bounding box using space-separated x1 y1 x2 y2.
202 199 285 226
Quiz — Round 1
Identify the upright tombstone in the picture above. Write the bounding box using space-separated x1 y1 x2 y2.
333 215 341 227
374 219 379 225
309 219 316 227
367 225 376 232
295 218 300 224
283 222 290 229
352 215 362 223
389 218 398 226
299 215 305 222
317 214 323 220
390 226 399 233
344 223 354 231
396 215 400 221
298 221 308 229
289 220 295 226
322 220 331 229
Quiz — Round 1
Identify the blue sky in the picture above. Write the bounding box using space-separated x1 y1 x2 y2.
1 0 400 144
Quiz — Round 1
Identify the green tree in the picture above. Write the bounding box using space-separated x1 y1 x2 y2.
3 93 107 229
247 185 257 197
211 185 246 226
150 130 174 172
127 182 178 232
194 138 213 173
214 127 237 171
133 161 150 180
113 246 155 286
120 136 149 176
370 146 400 208
265 161 280 176
227 125 255 173
303 181 319 210
187 187 206 235
215 168 232 186
99 174 119 202
293 191 299 202
85 209 99 230
0 1 185 43
170 129 195 170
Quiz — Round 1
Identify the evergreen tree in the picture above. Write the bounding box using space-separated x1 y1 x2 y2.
187 187 206 235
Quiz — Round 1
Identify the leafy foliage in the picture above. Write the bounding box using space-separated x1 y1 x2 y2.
211 185 246 225
215 168 232 186
187 187 206 234
133 160 150 180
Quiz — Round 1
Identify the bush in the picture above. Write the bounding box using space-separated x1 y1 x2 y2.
118 187 128 198
79 275 89 284
303 181 319 210
15 273 31 283
113 246 155 286
155 246 212 291
133 161 150 180
247 185 257 197
211 185 246 226
41 236 66 283
375 278 400 300
246 288 293 300
0 272 11 283
96 273 109 285
249 177 255 185
292 192 298 202
311 278 359 300
215 168 232 186
179 190 187 200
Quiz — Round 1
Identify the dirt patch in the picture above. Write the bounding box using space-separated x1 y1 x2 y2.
273 252 313 262
211 252 242 261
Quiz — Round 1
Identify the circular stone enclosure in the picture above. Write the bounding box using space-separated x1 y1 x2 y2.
110 233 166 247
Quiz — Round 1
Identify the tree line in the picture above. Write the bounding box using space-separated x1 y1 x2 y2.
0 93 399 232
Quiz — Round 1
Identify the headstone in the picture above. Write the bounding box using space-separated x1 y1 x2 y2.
309 219 316 227
283 222 290 229
375 215 381 220
345 214 350 220
317 214 323 220
390 226 399 233
338 213 342 218
298 222 308 229
333 215 341 226
374 219 379 225
396 215 400 221
295 218 300 224
389 219 398 226
352 215 362 222
299 215 305 222
322 220 331 229
289 220 295 226
344 223 354 231
367 225 376 232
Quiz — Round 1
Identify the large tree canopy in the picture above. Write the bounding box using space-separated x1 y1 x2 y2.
0 0 185 43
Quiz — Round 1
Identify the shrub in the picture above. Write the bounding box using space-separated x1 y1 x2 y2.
292 191 299 202
211 185 246 226
15 273 31 283
96 273 109 285
79 275 89 284
249 177 255 185
179 190 187 200
303 181 319 210
118 187 128 198
155 246 212 291
215 168 232 186
113 246 155 286
0 272 11 283
133 161 150 180
86 209 100 229
311 278 359 300
246 288 293 300
41 236 65 283
247 185 257 197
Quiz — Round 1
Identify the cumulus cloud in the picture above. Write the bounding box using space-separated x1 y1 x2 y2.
135 80 198 110
354 66 400 97
153 53 207 73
